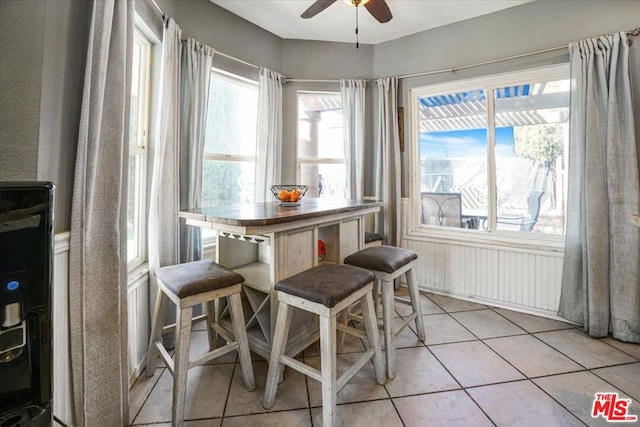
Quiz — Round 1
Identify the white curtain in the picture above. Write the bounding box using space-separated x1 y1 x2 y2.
68 0 133 425
255 67 284 202
374 77 402 246
149 18 181 276
558 32 640 343
341 79 366 199
179 39 214 263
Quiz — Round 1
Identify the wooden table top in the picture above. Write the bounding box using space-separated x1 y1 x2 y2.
179 198 382 227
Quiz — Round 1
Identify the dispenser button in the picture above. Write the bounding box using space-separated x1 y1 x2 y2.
6 280 19 291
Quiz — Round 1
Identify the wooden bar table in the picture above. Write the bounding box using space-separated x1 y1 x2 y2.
179 198 382 359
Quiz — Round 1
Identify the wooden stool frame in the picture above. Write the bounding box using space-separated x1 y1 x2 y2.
369 259 425 379
146 279 255 426
263 282 384 427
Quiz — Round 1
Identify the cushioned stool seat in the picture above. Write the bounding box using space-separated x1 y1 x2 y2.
263 264 384 427
344 245 425 379
156 259 246 297
275 263 375 308
344 245 417 274
364 231 383 247
146 260 255 427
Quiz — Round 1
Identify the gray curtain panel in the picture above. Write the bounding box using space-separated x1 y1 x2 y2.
374 77 402 246
68 0 133 425
149 18 182 276
179 38 215 263
559 32 640 343
341 79 367 200
255 67 284 202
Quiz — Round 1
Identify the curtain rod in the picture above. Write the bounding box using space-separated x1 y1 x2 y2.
243 26 640 83
397 27 639 80
148 1 638 83
150 0 259 70
286 79 340 83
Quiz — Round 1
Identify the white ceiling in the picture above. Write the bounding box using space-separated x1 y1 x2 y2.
210 0 534 45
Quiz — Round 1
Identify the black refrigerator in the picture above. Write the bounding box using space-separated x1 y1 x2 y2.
0 182 54 427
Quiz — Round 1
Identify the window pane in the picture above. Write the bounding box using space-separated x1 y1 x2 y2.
418 89 488 229
203 160 255 207
204 76 258 156
129 40 140 146
298 93 344 159
494 80 569 234
127 154 141 262
127 30 149 266
300 163 347 199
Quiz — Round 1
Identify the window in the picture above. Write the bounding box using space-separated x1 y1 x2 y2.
202 70 258 207
127 29 151 267
297 92 346 198
412 65 569 237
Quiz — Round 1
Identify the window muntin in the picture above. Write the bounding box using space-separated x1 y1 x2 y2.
202 70 258 207
413 65 569 237
297 92 346 198
127 29 151 267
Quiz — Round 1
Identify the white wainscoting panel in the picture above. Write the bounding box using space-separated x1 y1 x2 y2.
127 270 150 384
402 200 565 317
53 232 73 426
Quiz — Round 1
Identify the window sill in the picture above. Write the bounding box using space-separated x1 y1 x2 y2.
128 261 149 287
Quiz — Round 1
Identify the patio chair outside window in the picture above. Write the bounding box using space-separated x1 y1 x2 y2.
497 190 544 232
421 192 463 228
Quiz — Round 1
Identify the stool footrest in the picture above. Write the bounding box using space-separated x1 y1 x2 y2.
153 340 174 375
337 348 377 392
211 321 234 344
393 313 417 339
189 342 238 368
336 322 367 340
393 296 414 306
281 354 321 382
161 313 209 335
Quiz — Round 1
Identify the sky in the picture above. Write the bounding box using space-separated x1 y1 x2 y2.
420 127 515 159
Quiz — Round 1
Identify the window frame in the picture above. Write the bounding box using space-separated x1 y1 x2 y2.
408 64 569 250
127 28 152 271
296 90 346 196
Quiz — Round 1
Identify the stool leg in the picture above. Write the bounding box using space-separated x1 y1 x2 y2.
263 301 293 409
172 305 194 427
373 279 381 318
319 314 337 427
228 292 256 392
336 309 349 351
380 279 396 380
145 287 169 378
205 300 217 352
360 292 385 385
406 268 425 342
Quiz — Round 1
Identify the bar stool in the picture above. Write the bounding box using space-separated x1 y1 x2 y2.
145 260 255 426
263 264 385 427
344 246 425 379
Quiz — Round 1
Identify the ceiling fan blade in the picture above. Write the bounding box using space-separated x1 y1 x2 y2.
364 0 392 23
301 0 338 18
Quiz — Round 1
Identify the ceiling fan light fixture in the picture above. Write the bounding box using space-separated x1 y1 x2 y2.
343 0 370 7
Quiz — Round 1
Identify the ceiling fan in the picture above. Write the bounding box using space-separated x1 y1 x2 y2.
301 0 393 24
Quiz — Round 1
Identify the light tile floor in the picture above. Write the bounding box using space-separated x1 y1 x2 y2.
129 292 640 426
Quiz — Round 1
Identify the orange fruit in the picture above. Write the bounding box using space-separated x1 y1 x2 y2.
290 189 300 202
278 189 289 201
